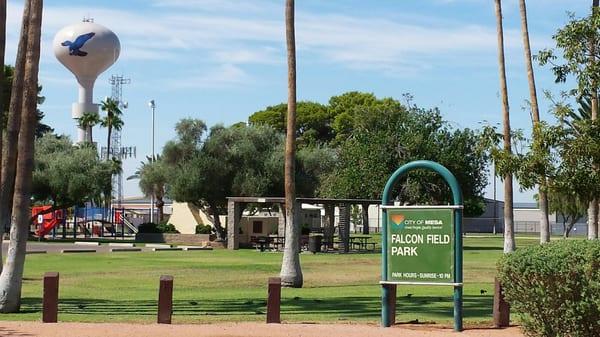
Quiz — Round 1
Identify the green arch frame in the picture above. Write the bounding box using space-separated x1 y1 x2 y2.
380 160 463 331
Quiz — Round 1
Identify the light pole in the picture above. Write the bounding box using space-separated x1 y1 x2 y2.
148 100 156 223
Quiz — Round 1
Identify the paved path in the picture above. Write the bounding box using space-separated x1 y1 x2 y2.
0 241 175 256
0 322 523 337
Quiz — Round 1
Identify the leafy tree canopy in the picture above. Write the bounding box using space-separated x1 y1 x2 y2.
3 65 54 138
32 134 116 209
320 99 487 216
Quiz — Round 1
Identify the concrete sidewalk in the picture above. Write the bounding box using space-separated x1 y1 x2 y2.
0 322 523 337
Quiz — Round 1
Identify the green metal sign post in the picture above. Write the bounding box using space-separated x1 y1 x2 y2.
380 160 463 331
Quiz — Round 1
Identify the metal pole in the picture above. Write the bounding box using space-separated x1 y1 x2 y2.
454 208 463 332
493 166 497 235
381 207 390 327
150 101 155 224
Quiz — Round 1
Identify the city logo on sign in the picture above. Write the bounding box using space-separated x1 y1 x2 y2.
390 214 406 229
61 32 95 57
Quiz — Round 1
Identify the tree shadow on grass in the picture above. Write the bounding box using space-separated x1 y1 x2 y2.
463 246 503 251
0 326 35 337
18 295 492 321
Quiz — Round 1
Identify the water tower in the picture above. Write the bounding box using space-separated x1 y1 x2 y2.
53 20 120 143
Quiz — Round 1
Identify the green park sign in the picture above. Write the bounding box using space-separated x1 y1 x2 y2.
386 207 454 283
380 160 463 332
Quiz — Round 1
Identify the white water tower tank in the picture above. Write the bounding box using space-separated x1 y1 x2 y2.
53 20 120 143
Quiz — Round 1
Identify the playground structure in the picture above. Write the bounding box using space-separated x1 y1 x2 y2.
32 206 139 239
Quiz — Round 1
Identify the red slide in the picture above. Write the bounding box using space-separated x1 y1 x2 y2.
33 206 63 237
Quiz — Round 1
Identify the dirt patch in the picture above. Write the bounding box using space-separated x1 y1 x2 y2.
0 321 523 337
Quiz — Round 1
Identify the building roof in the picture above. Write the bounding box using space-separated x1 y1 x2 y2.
514 202 538 209
119 196 173 205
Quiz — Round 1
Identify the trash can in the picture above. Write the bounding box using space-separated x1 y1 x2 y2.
308 235 322 253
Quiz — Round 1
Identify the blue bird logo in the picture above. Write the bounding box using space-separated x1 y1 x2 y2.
61 32 95 57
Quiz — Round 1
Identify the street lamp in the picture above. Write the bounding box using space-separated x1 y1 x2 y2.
148 100 156 223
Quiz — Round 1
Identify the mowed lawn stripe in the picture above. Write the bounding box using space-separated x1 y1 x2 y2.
0 236 535 324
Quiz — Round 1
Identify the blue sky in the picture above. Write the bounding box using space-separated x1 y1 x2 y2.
5 0 591 201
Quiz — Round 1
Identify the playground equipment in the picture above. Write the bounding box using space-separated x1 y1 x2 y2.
33 206 66 237
32 206 136 239
53 19 120 143
73 206 128 238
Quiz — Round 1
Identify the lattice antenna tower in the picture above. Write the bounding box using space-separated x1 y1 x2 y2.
109 75 131 207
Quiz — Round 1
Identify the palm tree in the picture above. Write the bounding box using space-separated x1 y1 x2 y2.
0 0 42 312
494 0 516 253
519 0 550 244
0 0 6 161
0 0 6 274
280 0 303 288
0 0 30 275
128 156 167 223
78 111 100 144
589 0 599 240
100 97 123 160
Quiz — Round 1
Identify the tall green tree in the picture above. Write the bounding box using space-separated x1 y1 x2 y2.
494 0 516 253
537 3 600 239
280 0 302 288
77 111 100 144
129 156 167 223
519 0 550 244
100 97 123 160
321 104 487 217
0 0 5 141
167 123 280 239
0 0 31 276
32 134 114 210
249 101 331 145
547 175 588 238
0 0 42 312
2 66 54 138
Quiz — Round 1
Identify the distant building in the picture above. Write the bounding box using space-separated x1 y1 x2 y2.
116 196 173 226
464 198 504 233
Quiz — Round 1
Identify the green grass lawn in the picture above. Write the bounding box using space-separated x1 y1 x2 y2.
0 236 537 324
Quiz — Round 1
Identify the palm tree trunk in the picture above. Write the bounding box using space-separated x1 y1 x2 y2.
0 0 7 274
107 125 112 159
87 125 93 144
0 0 42 312
361 203 369 235
519 0 550 244
280 0 302 288
589 0 599 240
156 197 164 223
105 126 112 210
494 0 516 253
0 0 30 275
0 0 6 167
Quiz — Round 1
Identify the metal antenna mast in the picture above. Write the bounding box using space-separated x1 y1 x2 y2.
108 75 131 207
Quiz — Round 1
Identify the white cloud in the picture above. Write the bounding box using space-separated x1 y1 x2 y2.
5 0 553 85
163 64 250 89
151 0 279 13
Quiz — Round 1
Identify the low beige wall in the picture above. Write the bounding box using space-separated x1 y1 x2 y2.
135 233 211 245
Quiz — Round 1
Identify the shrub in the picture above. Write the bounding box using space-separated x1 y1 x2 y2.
138 222 160 233
157 223 179 233
497 240 600 337
195 224 212 234
138 222 180 234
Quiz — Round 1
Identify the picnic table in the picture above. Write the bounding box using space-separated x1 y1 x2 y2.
254 236 285 252
349 236 376 252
